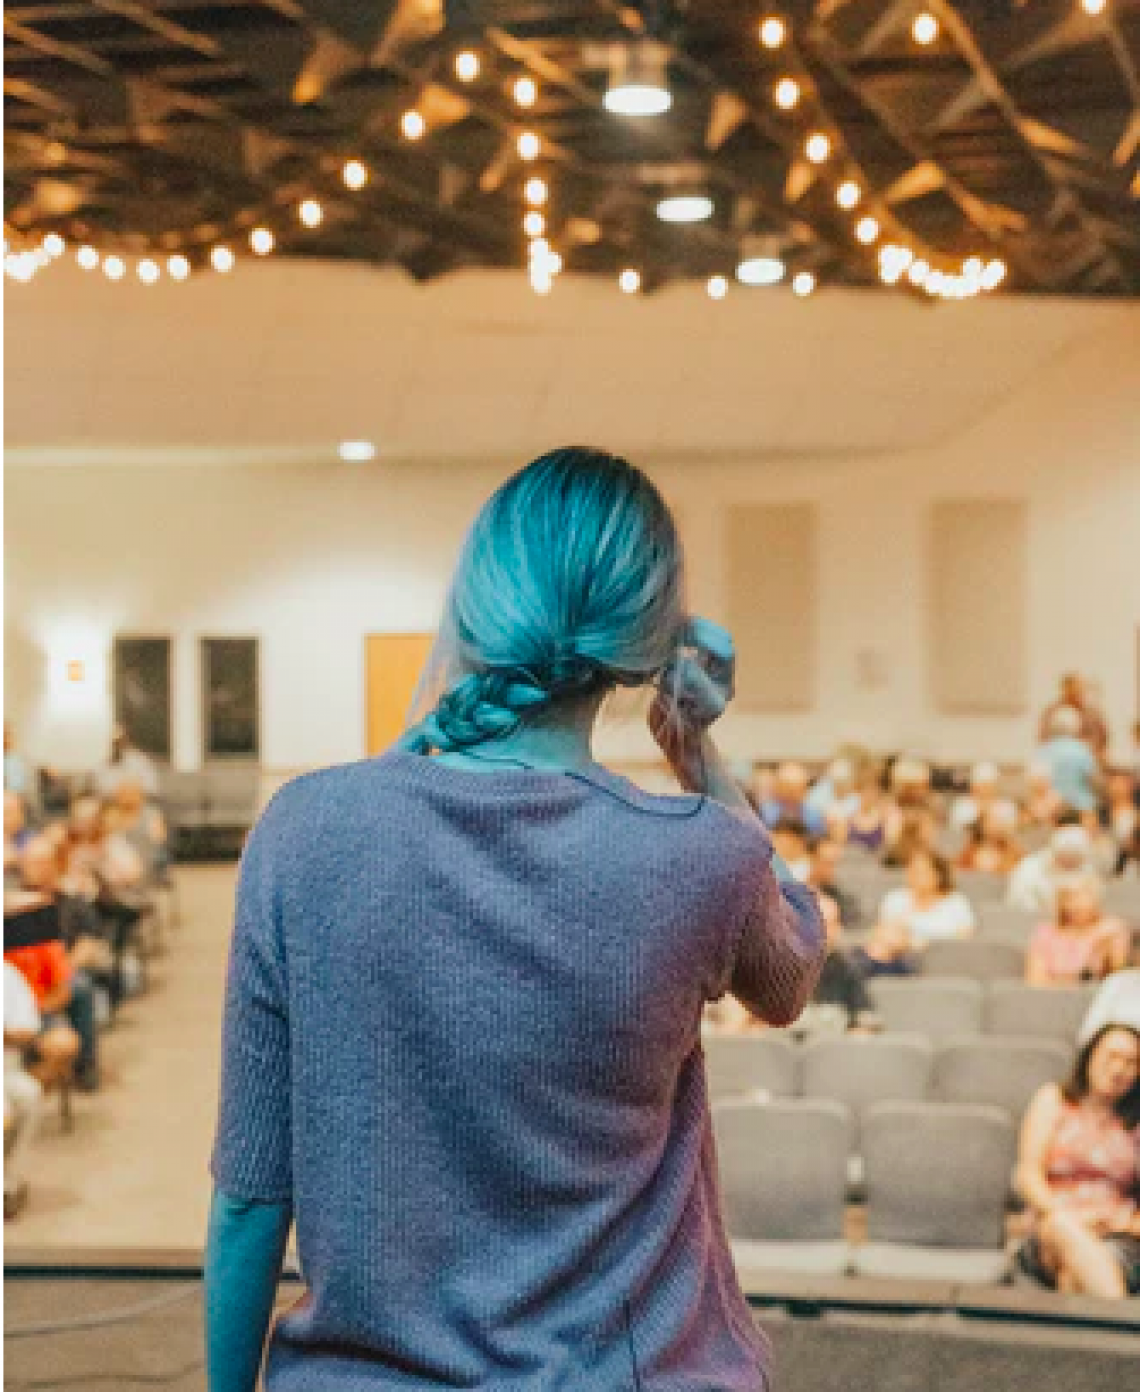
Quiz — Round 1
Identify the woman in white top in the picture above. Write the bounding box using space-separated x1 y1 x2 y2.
879 849 977 946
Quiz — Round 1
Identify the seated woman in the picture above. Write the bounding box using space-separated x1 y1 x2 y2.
1021 760 1064 830
2 896 81 1095
879 850 977 944
881 809 939 870
1016 1023 1140 1297
1026 876 1130 986
801 893 874 1031
839 767 891 855
957 804 1024 875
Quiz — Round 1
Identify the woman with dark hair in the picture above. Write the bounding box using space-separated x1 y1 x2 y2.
204 447 826 1392
1016 1024 1140 1297
878 849 976 946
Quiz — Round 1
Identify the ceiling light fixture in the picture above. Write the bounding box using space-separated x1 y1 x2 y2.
791 270 816 297
604 44 673 116
299 199 323 228
773 77 800 110
759 16 787 49
517 131 541 160
736 237 785 285
42 233 65 258
401 110 426 141
1081 0 1107 15
250 227 275 255
855 215 880 244
455 50 479 82
524 211 545 238
836 180 862 209
524 176 548 206
103 254 125 281
912 12 939 45
77 245 99 271
514 75 537 107
619 268 641 294
656 193 714 223
338 441 376 463
167 254 190 281
137 258 160 284
211 245 235 273
707 274 728 300
343 159 368 190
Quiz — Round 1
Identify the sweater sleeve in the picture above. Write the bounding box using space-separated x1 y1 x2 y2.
209 792 293 1204
713 809 828 1028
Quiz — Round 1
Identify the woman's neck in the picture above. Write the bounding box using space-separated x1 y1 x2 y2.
439 696 603 773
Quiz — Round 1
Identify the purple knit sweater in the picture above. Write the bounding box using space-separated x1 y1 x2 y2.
210 748 825 1390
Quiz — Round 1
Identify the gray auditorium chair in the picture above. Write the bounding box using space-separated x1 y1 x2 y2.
932 1036 1072 1119
920 938 1025 982
977 904 1039 946
954 870 1008 904
713 1098 853 1276
853 1101 1016 1283
868 978 984 1040
1102 881 1140 923
800 1034 933 1118
703 1033 798 1103
984 982 1098 1041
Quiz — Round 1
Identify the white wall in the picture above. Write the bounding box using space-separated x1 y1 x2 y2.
4 265 1138 774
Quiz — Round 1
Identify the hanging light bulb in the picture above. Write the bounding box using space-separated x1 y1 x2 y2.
604 43 673 115
523 211 545 238
912 12 939 45
103 254 125 281
707 274 728 300
401 110 426 141
167 254 191 281
517 131 541 161
211 245 235 273
343 159 369 190
855 215 880 244
907 258 930 286
981 258 1007 290
514 75 537 107
137 258 160 285
773 77 800 110
1081 0 1107 15
759 16 787 49
619 268 641 294
299 199 323 228
42 233 65 258
250 227 275 256
77 245 99 271
805 132 831 163
736 236 785 285
524 176 548 207
792 270 816 297
836 180 862 210
656 193 714 223
454 50 479 82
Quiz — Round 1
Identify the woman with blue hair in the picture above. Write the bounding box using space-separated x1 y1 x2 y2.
205 446 825 1391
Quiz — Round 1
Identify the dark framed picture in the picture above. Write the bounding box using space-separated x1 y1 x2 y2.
112 637 172 760
201 637 259 759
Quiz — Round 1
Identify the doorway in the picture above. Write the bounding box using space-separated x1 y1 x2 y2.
365 633 436 755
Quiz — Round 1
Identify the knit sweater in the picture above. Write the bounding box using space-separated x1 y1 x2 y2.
209 748 825 1391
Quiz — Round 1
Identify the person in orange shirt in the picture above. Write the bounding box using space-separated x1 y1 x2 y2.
3 894 80 1090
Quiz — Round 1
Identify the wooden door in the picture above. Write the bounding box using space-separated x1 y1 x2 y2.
365 633 436 755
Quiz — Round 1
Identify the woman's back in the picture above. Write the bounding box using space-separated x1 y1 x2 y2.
211 749 821 1390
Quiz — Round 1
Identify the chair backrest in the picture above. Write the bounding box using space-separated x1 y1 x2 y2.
800 1033 933 1116
955 870 1008 904
984 982 1099 1040
932 1035 1072 1117
862 1101 1016 1248
712 1098 851 1241
1102 882 1140 925
703 1033 798 1102
868 978 984 1040
977 904 1039 946
203 762 261 816
920 938 1026 982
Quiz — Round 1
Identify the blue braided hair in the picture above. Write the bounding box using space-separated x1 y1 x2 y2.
400 446 688 754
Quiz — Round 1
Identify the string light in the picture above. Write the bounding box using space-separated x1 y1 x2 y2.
836 180 861 210
250 227 275 255
137 258 160 285
523 211 545 238
773 77 800 110
167 254 190 281
454 50 479 82
342 159 369 190
514 75 537 108
912 12 939 45
77 245 99 271
299 199 323 228
42 233 65 258
401 110 426 141
518 131 541 161
805 132 831 163
103 254 125 281
981 258 1007 290
707 274 728 300
211 245 235 273
855 215 880 244
619 268 641 294
524 177 548 207
907 258 930 286
792 270 816 297
759 16 787 48
1081 0 1107 15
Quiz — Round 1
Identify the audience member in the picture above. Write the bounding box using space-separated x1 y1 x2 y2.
889 757 934 815
1039 673 1110 764
2 895 82 1096
3 721 35 807
804 757 858 831
804 893 873 1031
850 919 917 979
4 959 44 1222
91 723 159 801
1021 760 1064 830
758 762 827 837
1016 1024 1140 1297
951 761 1017 834
880 850 976 944
1008 821 1098 916
1080 972 1140 1046
1026 876 1130 987
104 778 168 880
1039 706 1101 813
1108 771 1138 866
842 767 891 854
804 837 863 929
957 804 1024 874
770 820 812 883
4 791 34 885
882 808 938 869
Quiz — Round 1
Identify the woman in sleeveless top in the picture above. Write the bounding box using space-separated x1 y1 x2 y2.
1016 1023 1140 1296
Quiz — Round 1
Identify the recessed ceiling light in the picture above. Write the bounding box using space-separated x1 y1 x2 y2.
656 194 714 223
338 441 376 463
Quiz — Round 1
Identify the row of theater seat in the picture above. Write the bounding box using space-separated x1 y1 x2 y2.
866 977 1096 1040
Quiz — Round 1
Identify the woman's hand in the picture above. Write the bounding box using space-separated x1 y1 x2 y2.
650 618 735 793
